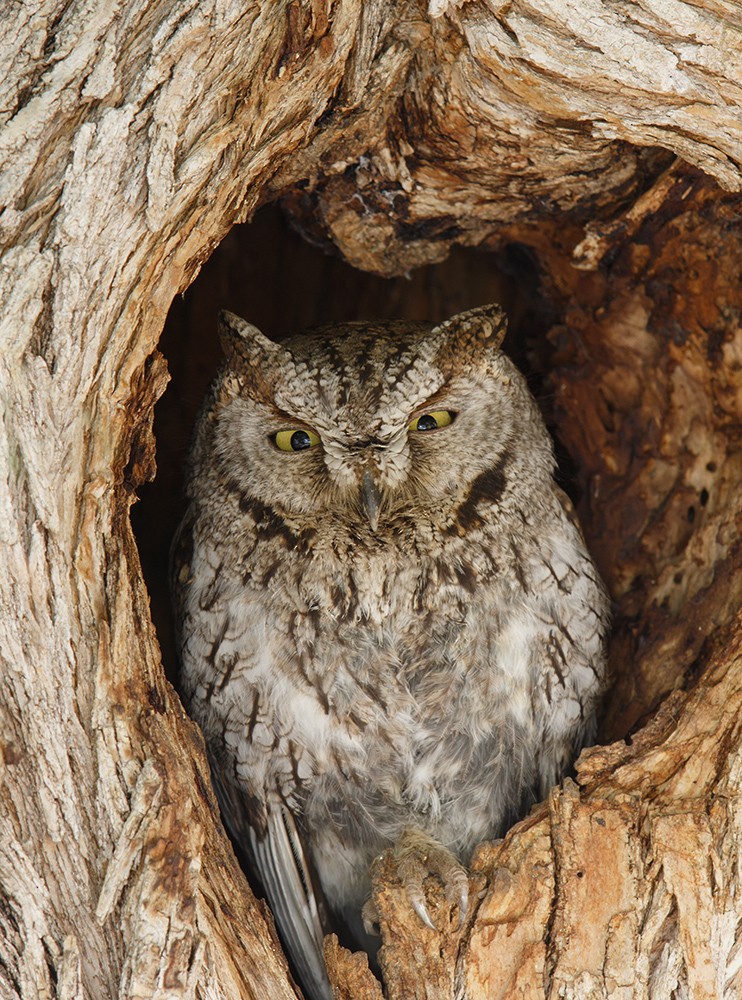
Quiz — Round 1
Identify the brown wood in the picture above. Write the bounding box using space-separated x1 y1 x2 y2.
1 2 740 997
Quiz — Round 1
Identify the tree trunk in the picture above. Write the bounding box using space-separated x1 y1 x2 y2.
1 2 740 999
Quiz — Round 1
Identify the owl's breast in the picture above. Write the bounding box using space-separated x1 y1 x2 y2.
278 551 526 773
270 525 526 728
293 593 539 858
275 522 602 815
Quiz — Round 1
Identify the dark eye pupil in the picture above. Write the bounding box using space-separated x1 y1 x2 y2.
290 430 312 451
416 414 438 432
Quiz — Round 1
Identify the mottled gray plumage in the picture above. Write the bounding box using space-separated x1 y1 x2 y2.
171 305 610 999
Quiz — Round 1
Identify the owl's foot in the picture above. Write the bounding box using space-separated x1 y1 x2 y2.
394 827 469 930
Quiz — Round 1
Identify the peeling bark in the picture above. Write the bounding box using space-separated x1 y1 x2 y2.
1 1 741 998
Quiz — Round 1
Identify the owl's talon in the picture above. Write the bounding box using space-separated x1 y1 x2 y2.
395 827 469 931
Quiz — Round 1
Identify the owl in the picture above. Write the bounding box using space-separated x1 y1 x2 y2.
171 305 610 1000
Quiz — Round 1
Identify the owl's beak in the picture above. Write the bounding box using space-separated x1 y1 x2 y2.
361 469 382 532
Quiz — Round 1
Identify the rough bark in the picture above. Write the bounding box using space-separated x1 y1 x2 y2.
1 2 740 999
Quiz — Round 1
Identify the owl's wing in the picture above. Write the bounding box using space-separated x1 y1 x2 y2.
172 515 331 997
527 505 611 798
249 808 332 1000
214 774 332 1000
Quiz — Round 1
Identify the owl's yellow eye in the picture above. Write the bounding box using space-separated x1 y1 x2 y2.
409 410 455 432
273 428 321 452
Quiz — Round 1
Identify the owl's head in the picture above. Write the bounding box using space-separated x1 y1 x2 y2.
205 306 555 534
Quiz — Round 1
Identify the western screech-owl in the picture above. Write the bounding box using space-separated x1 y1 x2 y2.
171 305 610 999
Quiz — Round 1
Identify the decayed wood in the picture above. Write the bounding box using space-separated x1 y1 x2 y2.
545 168 742 739
1 1 741 998
323 937 383 1000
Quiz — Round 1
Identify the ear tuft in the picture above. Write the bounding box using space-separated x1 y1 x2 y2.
430 304 507 351
218 310 284 369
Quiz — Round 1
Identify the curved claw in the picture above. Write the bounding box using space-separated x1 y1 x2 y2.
410 893 437 931
457 884 469 927
451 879 469 928
442 866 469 927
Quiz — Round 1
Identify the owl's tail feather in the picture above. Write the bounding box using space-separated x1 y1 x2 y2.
249 807 332 1000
